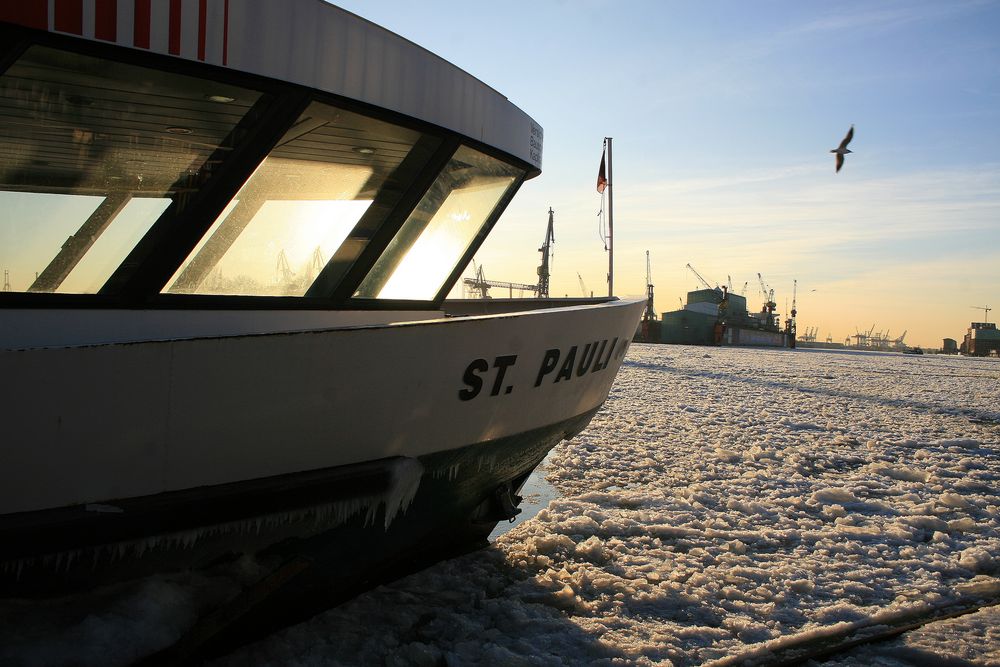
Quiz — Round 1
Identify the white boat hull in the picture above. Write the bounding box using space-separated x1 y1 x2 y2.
0 299 644 594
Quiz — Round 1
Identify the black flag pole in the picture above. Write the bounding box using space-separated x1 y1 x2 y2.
606 137 614 297
596 138 614 297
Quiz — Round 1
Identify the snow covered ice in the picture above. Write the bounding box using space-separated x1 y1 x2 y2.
4 345 1000 666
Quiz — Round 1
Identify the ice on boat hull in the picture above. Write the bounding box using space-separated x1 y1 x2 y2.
0 409 595 597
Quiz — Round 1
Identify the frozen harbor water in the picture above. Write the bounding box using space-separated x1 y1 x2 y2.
3 345 999 666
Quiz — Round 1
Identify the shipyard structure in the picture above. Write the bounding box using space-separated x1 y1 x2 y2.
639 287 791 348
962 322 1000 357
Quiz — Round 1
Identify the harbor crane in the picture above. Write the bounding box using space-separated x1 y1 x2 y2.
857 324 874 348
465 262 490 298
463 262 539 298
577 273 591 297
852 327 867 348
971 305 992 323
303 246 325 282
643 251 657 322
638 251 659 342
276 249 294 283
757 272 776 318
686 263 717 291
784 279 798 344
536 207 555 298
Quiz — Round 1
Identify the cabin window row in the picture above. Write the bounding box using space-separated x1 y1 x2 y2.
0 41 525 301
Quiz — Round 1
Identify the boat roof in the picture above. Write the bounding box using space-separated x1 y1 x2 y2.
0 0 542 170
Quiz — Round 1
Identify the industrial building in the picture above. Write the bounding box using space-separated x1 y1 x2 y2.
961 323 1000 357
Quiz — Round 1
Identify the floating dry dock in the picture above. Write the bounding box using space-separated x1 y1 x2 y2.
639 288 791 348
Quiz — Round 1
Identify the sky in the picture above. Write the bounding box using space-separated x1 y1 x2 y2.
334 0 1000 349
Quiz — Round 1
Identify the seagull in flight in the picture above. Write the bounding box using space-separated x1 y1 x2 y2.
831 125 854 173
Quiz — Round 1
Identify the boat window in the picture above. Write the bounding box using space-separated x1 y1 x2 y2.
355 146 524 300
0 45 264 293
58 197 172 293
163 102 436 296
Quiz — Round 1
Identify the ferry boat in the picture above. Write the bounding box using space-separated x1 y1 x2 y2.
0 1 644 597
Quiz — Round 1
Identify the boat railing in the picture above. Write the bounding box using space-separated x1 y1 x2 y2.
444 297 617 317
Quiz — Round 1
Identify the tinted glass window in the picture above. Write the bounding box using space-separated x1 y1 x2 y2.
355 146 524 300
0 45 263 293
164 102 438 296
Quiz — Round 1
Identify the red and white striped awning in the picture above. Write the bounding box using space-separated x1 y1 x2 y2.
2 0 231 65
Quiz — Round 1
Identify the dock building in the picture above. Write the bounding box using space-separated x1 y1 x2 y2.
962 323 1000 357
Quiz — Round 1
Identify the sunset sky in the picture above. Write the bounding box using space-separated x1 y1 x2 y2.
335 0 1000 348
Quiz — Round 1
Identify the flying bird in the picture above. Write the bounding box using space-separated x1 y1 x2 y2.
831 125 854 173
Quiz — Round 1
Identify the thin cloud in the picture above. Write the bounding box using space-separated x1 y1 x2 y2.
780 1 988 40
783 8 924 38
